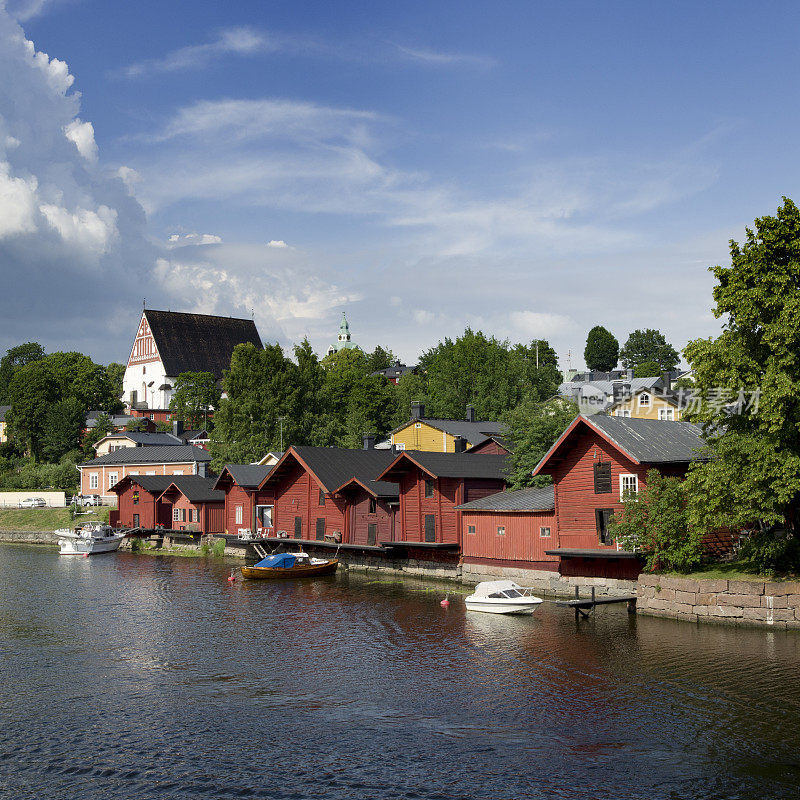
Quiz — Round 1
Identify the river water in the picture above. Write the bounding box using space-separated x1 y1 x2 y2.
1 545 800 800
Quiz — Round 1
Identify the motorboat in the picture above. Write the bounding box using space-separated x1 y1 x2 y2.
464 580 544 615
56 522 126 555
240 551 339 580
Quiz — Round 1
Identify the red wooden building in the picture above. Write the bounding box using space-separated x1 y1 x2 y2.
158 476 225 534
533 414 707 579
375 451 508 561
465 435 512 456
457 485 558 572
257 446 398 547
212 465 274 536
111 475 174 529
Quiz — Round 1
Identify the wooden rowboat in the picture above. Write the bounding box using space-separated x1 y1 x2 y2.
240 551 339 580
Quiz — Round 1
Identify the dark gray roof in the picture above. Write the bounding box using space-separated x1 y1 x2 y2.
161 476 224 504
0 405 10 422
103 432 183 446
392 417 506 448
383 452 509 481
456 484 554 512
144 309 262 378
80 445 211 467
112 475 175 494
270 447 399 495
586 415 706 463
215 464 272 489
465 435 512 453
371 362 416 380
180 429 210 443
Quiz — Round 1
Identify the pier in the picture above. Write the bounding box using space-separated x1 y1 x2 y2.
556 586 638 619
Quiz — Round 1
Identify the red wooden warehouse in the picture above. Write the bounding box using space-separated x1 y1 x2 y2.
158 476 225 534
533 414 707 578
212 465 274 536
111 475 174 529
457 484 558 573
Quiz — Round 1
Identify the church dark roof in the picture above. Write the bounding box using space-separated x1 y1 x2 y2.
144 310 262 379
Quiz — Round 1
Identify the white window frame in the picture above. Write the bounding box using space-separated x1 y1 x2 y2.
659 408 674 421
618 409 631 418
89 473 98 489
108 472 118 489
256 504 274 528
467 524 476 535
638 393 650 408
620 473 638 500
497 526 506 536
173 508 180 522
235 505 243 525
540 526 551 538
395 442 405 450
415 422 422 429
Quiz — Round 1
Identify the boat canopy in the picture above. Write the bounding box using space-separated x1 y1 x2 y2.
471 580 523 598
254 553 297 569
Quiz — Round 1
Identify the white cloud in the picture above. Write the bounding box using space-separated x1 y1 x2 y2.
508 311 577 339
64 118 98 161
167 232 223 247
39 202 117 256
22 37 73 93
396 45 495 69
0 161 38 236
122 26 277 78
267 239 288 248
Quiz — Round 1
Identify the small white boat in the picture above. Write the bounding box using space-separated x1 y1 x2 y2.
464 580 544 615
56 522 126 555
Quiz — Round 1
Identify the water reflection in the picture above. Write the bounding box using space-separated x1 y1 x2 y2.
1 544 800 799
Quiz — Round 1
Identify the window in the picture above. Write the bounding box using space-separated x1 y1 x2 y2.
394 442 405 450
235 505 243 525
172 470 184 475
130 471 139 475
540 526 551 538
638 393 650 408
424 514 436 542
415 422 422 429
173 508 180 522
593 462 612 494
319 489 326 506
108 473 117 489
497 526 506 536
596 508 615 544
89 473 98 489
133 491 139 505
294 516 303 539
368 497 377 514
620 474 638 499
146 471 156 476
256 505 273 528
467 524 476 535
180 508 186 522
149 414 155 421
659 408 674 421
424 479 434 498
617 409 631 418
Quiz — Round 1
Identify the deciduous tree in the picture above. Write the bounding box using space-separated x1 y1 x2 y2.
0 342 45 404
584 326 619 372
168 371 220 428
620 329 680 372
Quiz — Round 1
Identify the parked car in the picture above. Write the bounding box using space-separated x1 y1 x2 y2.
18 497 46 508
74 494 102 507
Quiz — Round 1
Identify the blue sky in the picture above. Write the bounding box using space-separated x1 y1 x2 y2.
2 0 799 368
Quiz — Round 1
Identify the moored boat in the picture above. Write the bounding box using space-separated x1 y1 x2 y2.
464 580 543 615
240 551 339 580
56 522 126 555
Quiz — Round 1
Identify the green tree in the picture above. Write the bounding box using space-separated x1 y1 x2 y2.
82 412 113 457
41 398 85 462
104 362 126 412
365 345 396 374
620 329 680 372
683 198 800 539
584 326 619 372
6 360 59 459
168 371 221 428
392 371 429 427
503 398 578 489
125 418 149 432
633 360 660 378
0 342 45 403
607 469 702 573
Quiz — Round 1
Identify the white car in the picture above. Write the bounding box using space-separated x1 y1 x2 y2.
18 497 46 508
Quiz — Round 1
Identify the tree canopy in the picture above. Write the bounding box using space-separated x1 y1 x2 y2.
168 371 220 428
619 329 680 372
684 198 800 539
0 342 45 404
584 326 619 372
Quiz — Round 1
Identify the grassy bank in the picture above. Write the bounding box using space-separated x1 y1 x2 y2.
658 561 796 583
0 506 112 531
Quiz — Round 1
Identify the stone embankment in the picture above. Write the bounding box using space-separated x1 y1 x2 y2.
0 531 56 546
637 574 800 629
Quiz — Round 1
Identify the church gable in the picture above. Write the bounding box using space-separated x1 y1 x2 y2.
127 313 162 369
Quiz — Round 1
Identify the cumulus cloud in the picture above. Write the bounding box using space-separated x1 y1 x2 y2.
167 232 223 247
508 311 577 339
267 240 288 248
396 45 495 69
0 6 159 358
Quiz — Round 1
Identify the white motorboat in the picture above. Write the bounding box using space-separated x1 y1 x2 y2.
464 580 544 615
56 522 126 555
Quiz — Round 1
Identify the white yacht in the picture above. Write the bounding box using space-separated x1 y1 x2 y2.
464 580 544 615
56 522 126 555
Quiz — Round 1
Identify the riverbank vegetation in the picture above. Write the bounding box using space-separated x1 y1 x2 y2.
0 506 111 531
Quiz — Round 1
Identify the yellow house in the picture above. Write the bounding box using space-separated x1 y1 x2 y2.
390 402 506 453
609 388 687 421
0 406 9 444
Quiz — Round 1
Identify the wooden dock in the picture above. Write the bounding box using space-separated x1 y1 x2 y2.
556 586 637 619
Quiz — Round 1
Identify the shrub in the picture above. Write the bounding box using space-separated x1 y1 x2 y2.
608 469 703 572
738 528 800 576
130 537 147 553
211 538 226 558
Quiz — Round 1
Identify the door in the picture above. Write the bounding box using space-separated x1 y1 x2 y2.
316 518 326 541
294 516 302 540
424 514 436 543
133 514 139 528
596 508 615 545
367 523 377 546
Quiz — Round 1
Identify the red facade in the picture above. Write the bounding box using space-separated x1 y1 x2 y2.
466 438 511 456
159 486 224 534
460 509 558 568
112 477 172 529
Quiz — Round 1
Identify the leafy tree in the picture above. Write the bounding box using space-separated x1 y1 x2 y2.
6 360 59 459
0 342 45 403
104 362 126 412
620 329 680 372
125 418 149 432
503 398 578 489
607 469 703 573
584 326 619 372
633 360 660 378
365 345 396 374
683 198 800 538
40 398 85 462
392 371 429 427
168 371 220 428
82 412 113 457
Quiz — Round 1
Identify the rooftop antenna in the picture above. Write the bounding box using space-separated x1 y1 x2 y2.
251 308 254 319
143 297 146 308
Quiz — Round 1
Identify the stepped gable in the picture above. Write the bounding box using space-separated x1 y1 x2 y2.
145 309 262 378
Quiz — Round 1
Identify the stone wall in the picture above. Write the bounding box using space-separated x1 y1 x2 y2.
637 574 800 629
461 561 637 597
0 530 57 546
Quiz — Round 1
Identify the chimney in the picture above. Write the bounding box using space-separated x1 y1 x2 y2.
465 404 476 423
173 419 184 437
661 371 671 394
454 436 467 453
612 384 624 403
198 461 207 477
411 401 425 420
626 368 634 380
362 433 375 450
